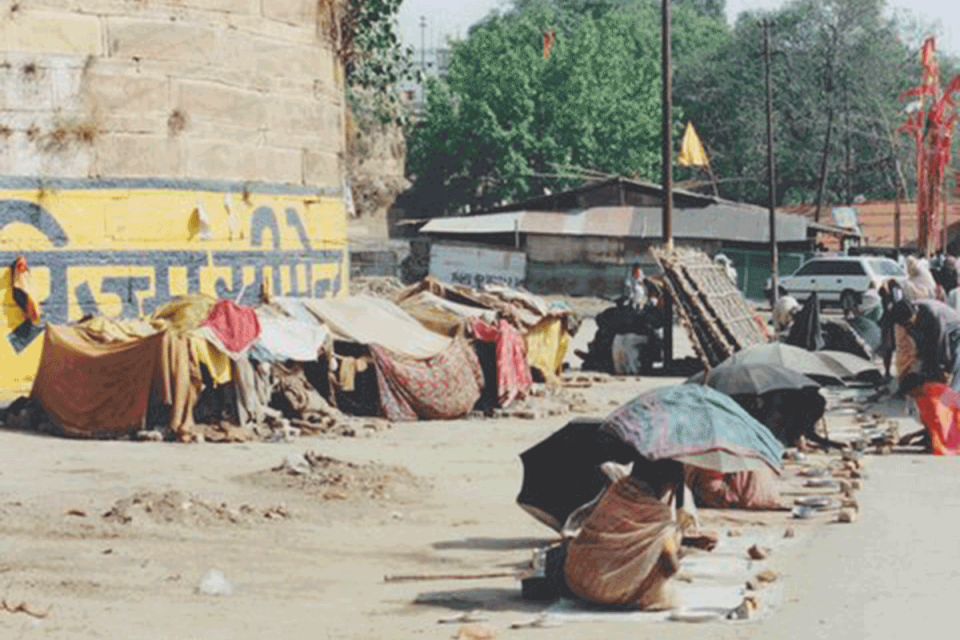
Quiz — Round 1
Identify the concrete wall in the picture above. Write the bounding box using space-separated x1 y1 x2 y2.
0 1 348 397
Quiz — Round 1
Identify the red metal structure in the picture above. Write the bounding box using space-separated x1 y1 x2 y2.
901 37 960 255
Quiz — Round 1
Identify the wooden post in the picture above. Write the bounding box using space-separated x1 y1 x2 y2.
661 0 673 251
761 19 779 312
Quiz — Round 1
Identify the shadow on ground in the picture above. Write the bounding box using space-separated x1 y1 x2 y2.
432 537 553 552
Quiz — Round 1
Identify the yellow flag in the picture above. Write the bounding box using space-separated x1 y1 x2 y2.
678 122 709 167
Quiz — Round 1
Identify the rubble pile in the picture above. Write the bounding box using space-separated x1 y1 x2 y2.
102 490 289 527
241 451 424 502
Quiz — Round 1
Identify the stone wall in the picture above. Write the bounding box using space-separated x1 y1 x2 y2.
0 0 343 186
0 0 348 399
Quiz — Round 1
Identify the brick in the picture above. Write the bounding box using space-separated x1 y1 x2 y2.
85 73 169 115
106 18 220 65
221 13 320 46
302 149 340 188
99 112 170 136
265 130 324 152
175 80 267 130
173 0 259 15
261 0 317 26
0 10 102 56
2 60 57 112
266 96 323 133
94 133 181 178
184 140 301 183
186 118 264 146
218 31 325 81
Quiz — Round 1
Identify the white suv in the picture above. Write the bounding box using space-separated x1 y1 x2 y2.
766 256 906 311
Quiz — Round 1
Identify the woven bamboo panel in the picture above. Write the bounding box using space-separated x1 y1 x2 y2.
652 246 768 368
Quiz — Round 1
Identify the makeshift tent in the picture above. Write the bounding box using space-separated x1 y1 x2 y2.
469 317 532 408
274 295 451 360
397 290 496 337
272 295 482 421
370 335 484 421
395 278 578 382
30 323 201 440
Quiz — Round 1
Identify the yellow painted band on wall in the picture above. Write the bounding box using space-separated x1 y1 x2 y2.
0 187 348 399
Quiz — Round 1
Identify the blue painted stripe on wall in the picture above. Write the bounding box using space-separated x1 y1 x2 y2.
0 175 343 197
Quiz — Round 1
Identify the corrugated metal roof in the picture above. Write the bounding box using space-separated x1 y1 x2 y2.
477 176 723 213
421 205 810 243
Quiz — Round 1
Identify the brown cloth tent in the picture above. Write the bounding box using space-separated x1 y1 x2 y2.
30 324 198 440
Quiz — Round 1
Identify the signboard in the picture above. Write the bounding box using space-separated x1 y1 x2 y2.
430 243 526 289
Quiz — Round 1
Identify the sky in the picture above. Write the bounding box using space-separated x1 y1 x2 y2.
397 0 958 55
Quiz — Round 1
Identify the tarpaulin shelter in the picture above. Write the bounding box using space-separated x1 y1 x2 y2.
271 295 483 421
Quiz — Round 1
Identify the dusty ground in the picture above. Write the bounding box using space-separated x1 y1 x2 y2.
0 318 929 639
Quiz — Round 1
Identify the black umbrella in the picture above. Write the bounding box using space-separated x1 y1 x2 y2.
687 362 820 397
517 418 641 532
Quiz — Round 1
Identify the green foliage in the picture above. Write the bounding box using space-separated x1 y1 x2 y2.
675 0 920 206
407 0 726 215
336 0 418 125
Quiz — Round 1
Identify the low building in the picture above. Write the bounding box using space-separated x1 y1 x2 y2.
419 199 819 300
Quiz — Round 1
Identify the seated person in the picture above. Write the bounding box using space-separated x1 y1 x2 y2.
563 460 713 611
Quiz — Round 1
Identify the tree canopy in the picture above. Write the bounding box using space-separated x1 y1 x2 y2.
404 0 955 217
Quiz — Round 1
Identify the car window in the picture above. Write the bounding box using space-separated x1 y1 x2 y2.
794 261 824 276
868 259 904 277
831 261 866 275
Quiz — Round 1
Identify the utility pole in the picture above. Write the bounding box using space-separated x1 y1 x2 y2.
661 0 673 251
760 18 779 314
420 16 427 75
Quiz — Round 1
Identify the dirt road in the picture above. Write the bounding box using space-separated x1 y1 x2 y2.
0 319 931 639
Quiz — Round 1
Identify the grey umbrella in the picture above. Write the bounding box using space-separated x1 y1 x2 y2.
721 343 846 386
688 362 821 397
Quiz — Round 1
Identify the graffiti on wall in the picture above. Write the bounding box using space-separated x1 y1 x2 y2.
0 187 347 395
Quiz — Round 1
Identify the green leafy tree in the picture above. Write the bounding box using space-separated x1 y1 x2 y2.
406 0 727 216
326 0 418 124
675 0 923 207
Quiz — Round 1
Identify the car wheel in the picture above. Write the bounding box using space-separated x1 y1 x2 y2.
840 289 859 314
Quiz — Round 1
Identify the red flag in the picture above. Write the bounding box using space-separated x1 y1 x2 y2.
543 30 555 60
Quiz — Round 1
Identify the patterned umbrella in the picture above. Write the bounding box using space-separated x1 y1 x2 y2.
602 385 784 474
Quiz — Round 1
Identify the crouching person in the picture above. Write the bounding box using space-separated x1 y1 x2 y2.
563 460 708 610
684 466 787 510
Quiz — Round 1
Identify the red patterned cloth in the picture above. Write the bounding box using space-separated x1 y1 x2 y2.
470 317 532 409
199 300 261 354
369 335 484 421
